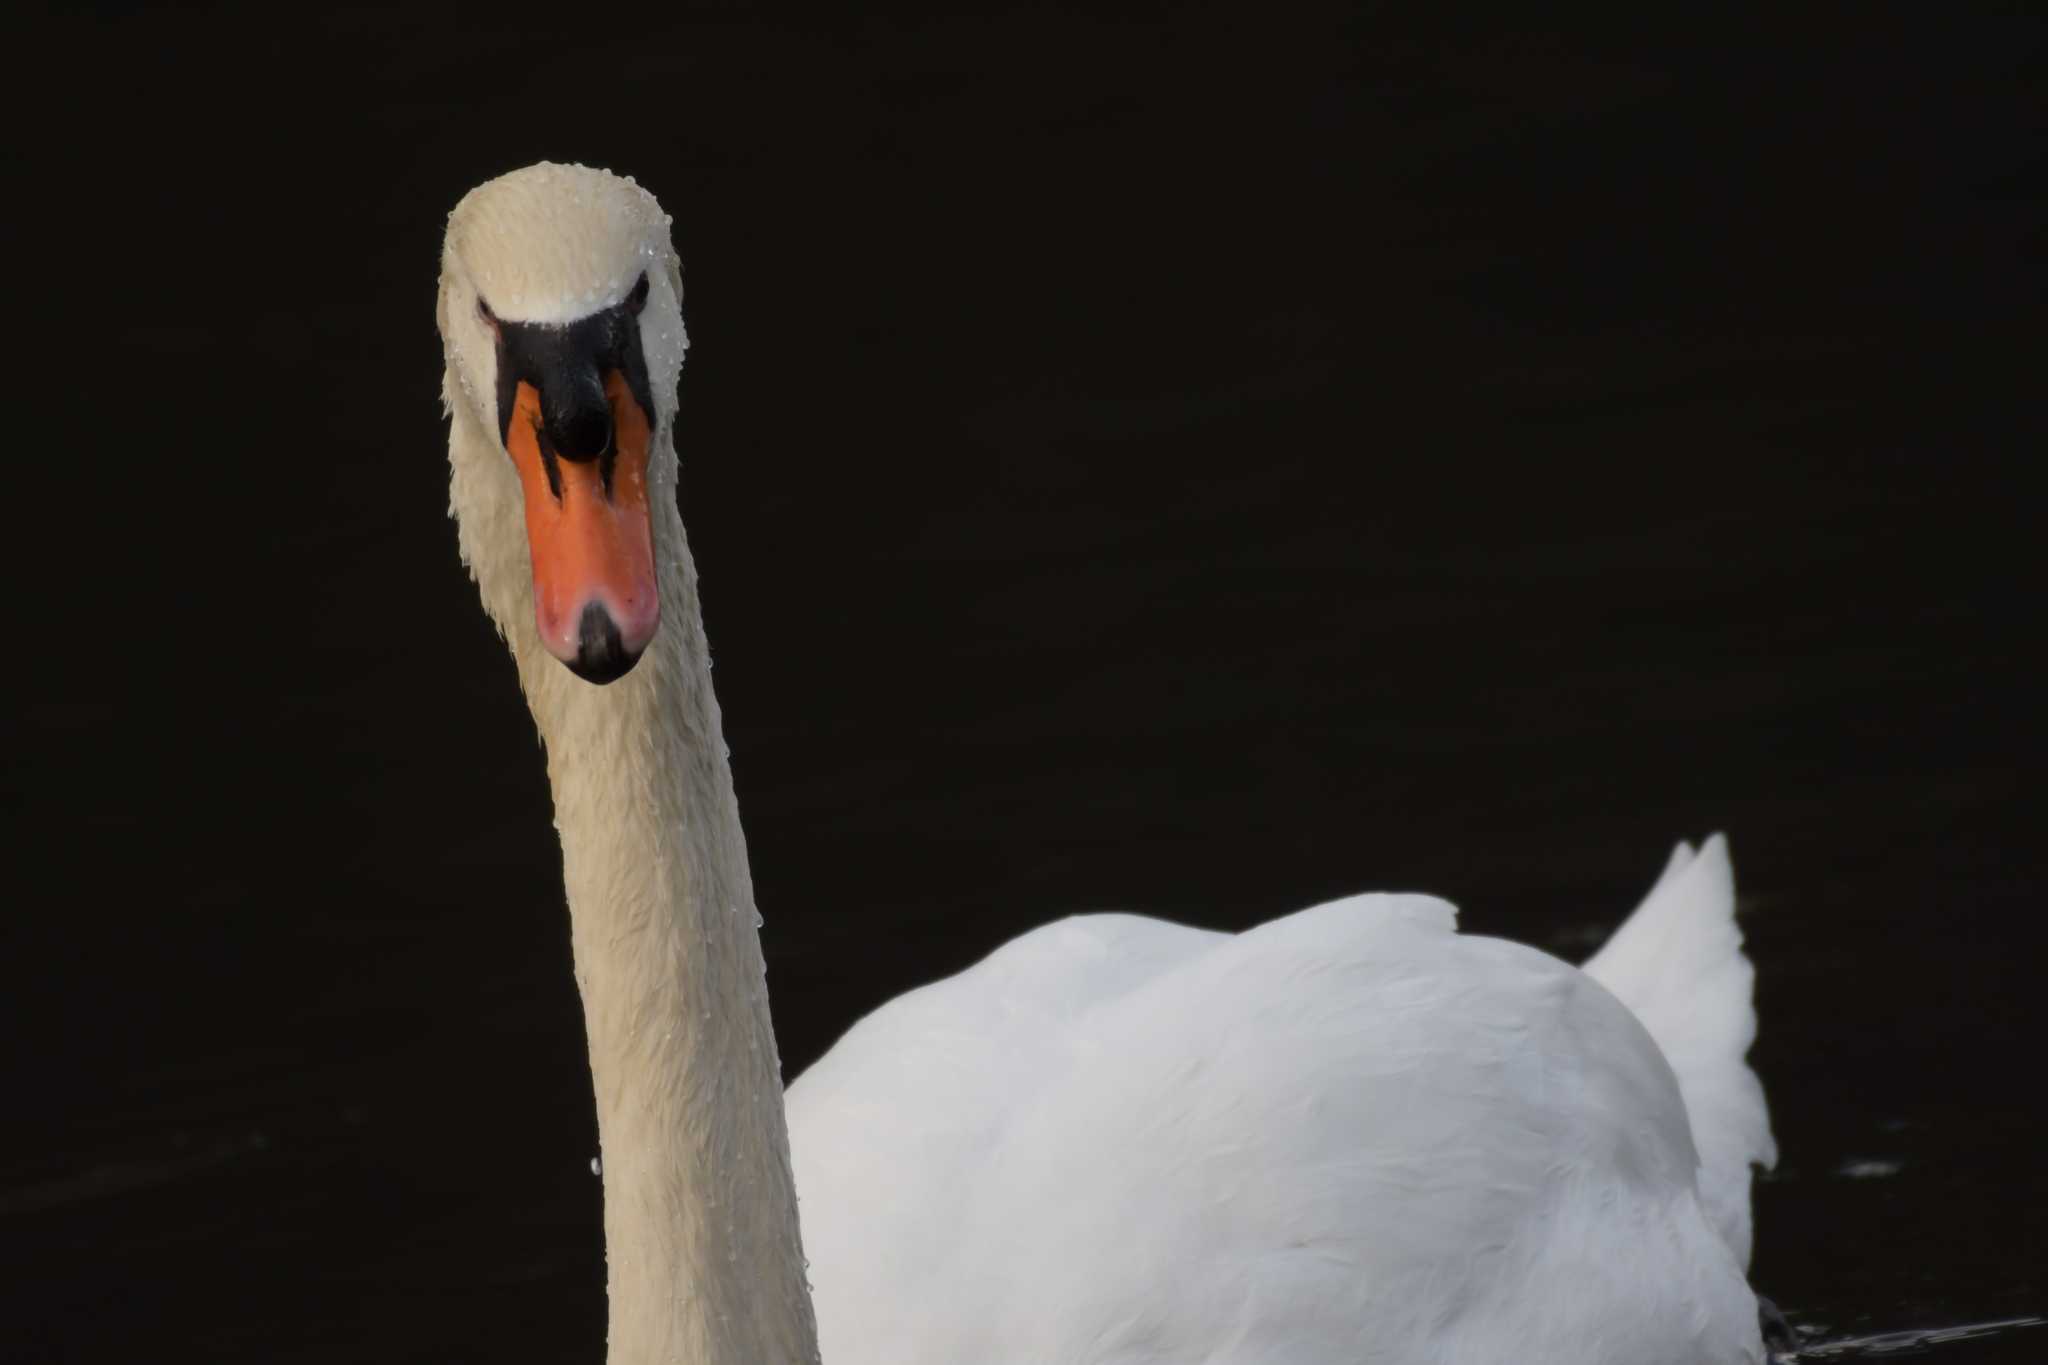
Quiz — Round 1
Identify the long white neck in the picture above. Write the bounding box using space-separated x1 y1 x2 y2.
474 402 819 1364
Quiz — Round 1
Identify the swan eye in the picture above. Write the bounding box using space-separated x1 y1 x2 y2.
477 294 500 330
625 273 650 315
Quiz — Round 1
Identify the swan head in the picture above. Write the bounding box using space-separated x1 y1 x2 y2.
437 162 687 684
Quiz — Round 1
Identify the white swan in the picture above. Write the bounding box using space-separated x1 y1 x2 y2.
436 162 1779 1365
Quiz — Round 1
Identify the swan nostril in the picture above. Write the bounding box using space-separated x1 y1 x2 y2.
568 602 641 684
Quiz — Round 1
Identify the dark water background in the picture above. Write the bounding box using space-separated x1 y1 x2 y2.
7 5 2044 1360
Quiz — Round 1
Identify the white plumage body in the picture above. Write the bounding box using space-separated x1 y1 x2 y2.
791 840 1771 1365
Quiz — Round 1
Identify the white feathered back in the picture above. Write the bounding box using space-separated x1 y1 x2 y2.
790 889 1764 1365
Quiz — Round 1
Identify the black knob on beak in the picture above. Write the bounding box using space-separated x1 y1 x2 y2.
544 368 614 463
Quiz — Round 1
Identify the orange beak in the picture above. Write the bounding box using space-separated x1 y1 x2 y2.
503 371 659 682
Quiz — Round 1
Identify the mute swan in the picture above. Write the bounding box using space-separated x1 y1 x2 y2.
436 162 1779 1365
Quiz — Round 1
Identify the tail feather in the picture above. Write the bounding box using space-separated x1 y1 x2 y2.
1582 834 1776 1268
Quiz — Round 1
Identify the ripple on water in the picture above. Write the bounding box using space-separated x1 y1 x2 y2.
1794 1316 2046 1359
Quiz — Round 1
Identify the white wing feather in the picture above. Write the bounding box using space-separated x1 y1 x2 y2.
1582 834 1777 1266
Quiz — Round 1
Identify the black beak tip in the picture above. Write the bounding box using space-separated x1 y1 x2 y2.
568 602 643 685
